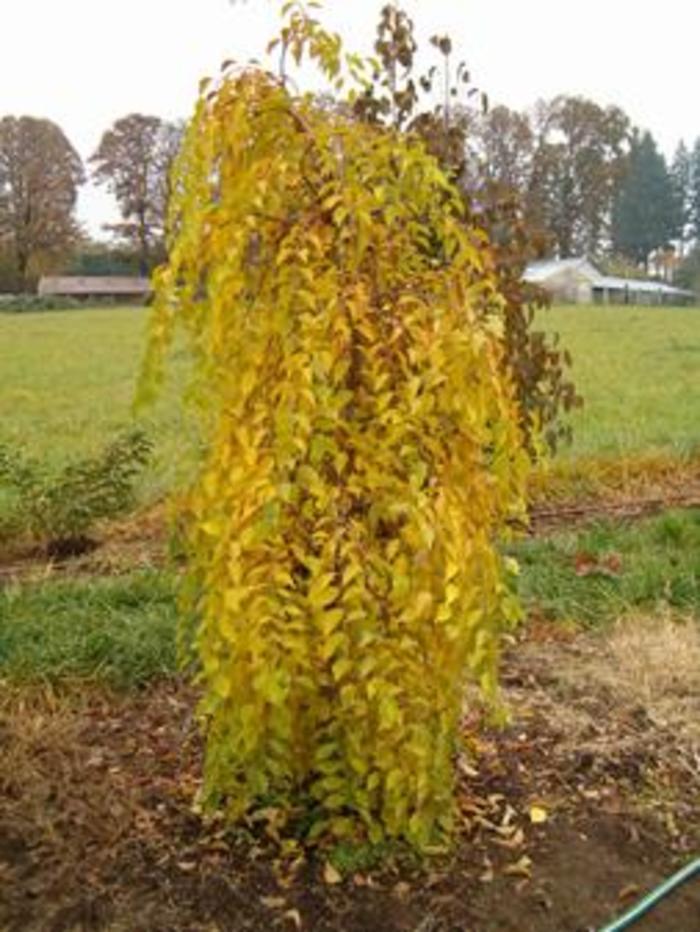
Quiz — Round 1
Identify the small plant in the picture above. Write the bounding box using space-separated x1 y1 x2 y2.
0 429 152 556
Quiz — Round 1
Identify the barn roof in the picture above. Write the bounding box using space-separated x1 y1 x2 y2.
38 276 151 296
594 276 694 297
524 257 599 284
524 258 693 297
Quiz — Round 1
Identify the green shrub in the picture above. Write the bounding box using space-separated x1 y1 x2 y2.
0 294 144 313
0 429 152 554
0 294 83 312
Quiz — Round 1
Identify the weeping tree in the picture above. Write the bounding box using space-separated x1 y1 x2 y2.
141 3 530 849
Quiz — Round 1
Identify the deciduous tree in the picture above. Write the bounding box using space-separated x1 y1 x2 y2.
142 3 529 849
527 96 630 257
472 104 534 197
0 116 84 290
90 114 183 274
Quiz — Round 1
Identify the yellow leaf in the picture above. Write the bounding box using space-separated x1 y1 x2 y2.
503 855 532 878
213 673 231 699
529 805 548 825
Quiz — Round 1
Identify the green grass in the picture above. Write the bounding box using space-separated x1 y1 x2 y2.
0 571 178 687
1 303 699 485
0 306 193 501
0 508 696 689
542 304 700 458
514 508 700 627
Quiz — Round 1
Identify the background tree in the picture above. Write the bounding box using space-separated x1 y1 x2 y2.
526 96 630 257
687 137 700 245
66 235 142 277
670 140 691 256
471 104 534 198
0 116 84 291
675 242 700 292
90 114 183 275
611 130 676 269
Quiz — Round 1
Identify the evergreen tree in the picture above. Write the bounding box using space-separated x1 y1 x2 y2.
688 137 700 243
670 140 691 254
611 131 675 269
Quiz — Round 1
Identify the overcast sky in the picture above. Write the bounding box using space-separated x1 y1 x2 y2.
2 0 697 238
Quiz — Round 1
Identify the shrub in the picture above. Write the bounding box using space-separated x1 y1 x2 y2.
141 6 530 849
0 294 83 312
0 294 143 313
0 429 152 554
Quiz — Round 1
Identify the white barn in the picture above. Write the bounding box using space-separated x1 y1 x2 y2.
524 258 695 306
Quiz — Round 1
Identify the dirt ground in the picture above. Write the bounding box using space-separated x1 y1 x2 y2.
1 619 698 932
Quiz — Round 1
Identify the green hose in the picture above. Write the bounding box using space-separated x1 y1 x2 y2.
599 857 700 931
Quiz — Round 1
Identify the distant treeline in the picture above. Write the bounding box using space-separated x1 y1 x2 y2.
1 91 698 293
465 98 700 287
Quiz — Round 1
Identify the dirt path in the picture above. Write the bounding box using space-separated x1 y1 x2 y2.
2 624 698 932
530 487 700 535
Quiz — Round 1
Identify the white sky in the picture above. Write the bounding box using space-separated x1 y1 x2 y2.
2 0 698 239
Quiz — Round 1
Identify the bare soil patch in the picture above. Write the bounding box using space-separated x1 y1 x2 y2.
530 454 700 534
0 506 168 586
1 623 698 932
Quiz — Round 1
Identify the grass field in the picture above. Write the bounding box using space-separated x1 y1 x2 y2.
1 304 699 477
0 306 192 499
547 304 700 458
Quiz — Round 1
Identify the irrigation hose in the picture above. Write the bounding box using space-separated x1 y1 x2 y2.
599 857 700 931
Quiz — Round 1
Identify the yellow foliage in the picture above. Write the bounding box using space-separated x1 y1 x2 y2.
141 6 531 849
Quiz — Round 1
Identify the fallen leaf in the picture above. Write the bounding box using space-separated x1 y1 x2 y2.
574 550 623 578
618 884 640 902
504 855 532 878
495 826 525 849
261 896 287 909
529 805 548 825
323 862 342 885
284 908 302 929
479 858 494 883
574 551 598 576
501 804 517 827
603 552 623 573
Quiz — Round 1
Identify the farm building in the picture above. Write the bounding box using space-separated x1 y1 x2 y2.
524 257 695 305
38 276 151 302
